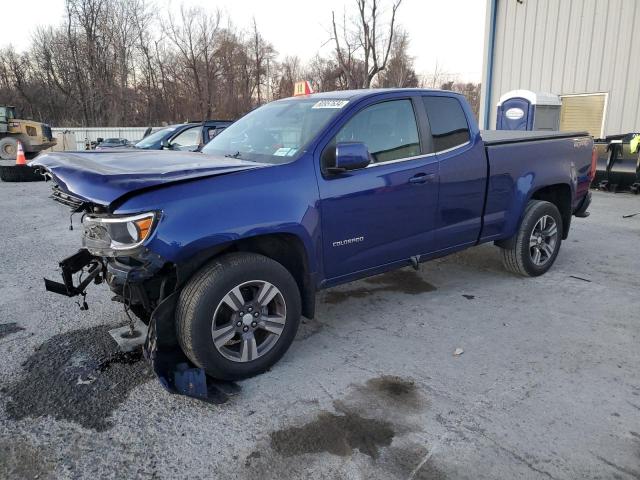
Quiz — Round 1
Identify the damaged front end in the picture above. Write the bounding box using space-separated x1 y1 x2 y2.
43 184 236 403
44 185 169 314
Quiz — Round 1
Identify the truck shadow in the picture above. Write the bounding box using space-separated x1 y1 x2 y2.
322 268 437 305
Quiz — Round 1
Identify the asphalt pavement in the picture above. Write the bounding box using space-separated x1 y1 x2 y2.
1 182 639 479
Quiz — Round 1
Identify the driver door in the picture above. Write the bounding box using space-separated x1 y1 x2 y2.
317 98 439 282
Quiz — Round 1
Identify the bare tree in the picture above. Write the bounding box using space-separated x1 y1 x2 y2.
274 56 302 99
249 19 276 104
331 0 402 88
421 60 457 89
2 0 468 128
375 29 418 88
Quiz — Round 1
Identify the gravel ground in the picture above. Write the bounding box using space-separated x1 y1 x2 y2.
1 182 639 480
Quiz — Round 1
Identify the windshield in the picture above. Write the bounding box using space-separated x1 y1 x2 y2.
201 98 347 163
135 126 179 149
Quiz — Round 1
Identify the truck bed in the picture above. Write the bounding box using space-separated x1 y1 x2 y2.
481 130 590 145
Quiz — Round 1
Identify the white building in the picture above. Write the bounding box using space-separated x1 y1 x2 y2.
480 0 640 138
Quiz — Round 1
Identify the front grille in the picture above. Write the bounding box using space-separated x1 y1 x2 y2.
42 124 52 141
50 185 85 211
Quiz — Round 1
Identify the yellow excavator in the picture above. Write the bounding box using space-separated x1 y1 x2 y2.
0 106 56 160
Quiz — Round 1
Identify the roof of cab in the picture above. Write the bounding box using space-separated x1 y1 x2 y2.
282 88 457 102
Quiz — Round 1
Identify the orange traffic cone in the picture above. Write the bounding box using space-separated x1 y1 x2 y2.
15 141 26 166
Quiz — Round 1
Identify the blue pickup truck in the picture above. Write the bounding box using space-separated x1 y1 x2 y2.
34 88 594 385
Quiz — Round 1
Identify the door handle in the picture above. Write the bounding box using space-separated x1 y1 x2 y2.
408 173 436 184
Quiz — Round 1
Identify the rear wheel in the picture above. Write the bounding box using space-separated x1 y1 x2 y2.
176 252 301 380
500 200 563 277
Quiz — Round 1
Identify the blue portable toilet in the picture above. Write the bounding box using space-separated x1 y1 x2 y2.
496 90 562 131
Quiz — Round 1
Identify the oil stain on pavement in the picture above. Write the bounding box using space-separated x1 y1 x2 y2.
0 322 25 339
270 411 395 458
268 375 426 456
324 269 437 305
360 375 424 411
3 324 153 431
255 375 444 478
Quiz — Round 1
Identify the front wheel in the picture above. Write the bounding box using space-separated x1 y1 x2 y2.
176 252 301 380
500 200 563 277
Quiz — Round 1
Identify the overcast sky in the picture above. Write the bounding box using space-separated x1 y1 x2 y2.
1 0 486 82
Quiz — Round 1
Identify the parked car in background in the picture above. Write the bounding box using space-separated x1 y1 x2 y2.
95 138 130 150
134 120 233 152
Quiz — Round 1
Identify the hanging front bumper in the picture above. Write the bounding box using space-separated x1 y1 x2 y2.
43 249 105 297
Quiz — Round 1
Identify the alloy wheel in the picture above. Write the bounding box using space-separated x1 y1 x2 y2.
211 280 287 362
529 215 558 266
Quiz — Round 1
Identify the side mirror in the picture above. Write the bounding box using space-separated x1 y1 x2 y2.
96 137 104 143
328 142 371 174
160 139 171 150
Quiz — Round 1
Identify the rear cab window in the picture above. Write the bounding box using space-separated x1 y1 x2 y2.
422 96 470 152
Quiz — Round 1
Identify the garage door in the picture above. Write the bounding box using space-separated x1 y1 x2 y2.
560 93 607 138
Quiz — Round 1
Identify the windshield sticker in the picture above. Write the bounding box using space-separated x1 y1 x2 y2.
273 147 294 156
312 100 349 109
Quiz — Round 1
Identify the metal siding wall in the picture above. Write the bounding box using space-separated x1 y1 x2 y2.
573 0 594 93
511 1 527 87
585 0 608 93
485 0 640 136
529 0 548 88
550 0 569 95
539 0 559 92
561 1 581 93
608 0 634 134
621 1 640 133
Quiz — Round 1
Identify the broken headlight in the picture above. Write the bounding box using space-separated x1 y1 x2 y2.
82 212 157 255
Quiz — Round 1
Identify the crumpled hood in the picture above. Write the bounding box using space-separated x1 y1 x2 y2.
31 150 267 206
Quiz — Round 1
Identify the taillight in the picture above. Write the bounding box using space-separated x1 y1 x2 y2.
590 147 597 180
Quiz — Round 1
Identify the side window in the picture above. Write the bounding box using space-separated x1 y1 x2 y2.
422 96 470 152
207 127 223 141
335 99 420 164
170 126 201 150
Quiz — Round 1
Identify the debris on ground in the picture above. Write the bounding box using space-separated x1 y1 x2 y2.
622 212 640 218
0 322 25 339
569 275 592 282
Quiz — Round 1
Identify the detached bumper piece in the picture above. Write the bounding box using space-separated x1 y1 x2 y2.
44 249 104 297
144 293 240 403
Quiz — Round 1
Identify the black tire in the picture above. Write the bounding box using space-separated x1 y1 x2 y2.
0 165 45 182
176 252 301 380
0 137 18 160
500 200 563 277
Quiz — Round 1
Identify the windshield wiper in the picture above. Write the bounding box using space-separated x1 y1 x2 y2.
224 151 243 159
